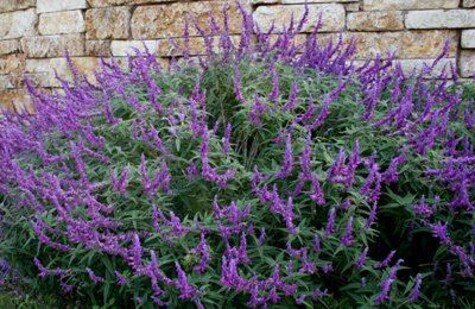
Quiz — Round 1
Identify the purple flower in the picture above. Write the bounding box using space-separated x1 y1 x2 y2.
376 250 396 269
365 202 378 229
114 271 128 286
283 81 299 111
374 259 403 305
111 166 129 195
175 262 198 300
192 232 211 273
276 134 293 178
408 273 422 302
355 247 369 269
309 174 325 205
325 207 336 236
340 216 354 246
413 196 434 218
86 268 104 284
268 63 280 103
429 222 452 246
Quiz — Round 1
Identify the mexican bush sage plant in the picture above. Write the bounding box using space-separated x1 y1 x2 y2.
1 2 474 308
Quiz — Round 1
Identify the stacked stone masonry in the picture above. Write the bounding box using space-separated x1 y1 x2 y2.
1 0 474 111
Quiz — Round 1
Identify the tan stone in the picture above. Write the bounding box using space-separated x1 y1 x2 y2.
21 34 85 58
282 0 357 3
252 0 279 3
86 40 111 56
0 40 21 56
87 0 175 6
406 10 475 29
157 35 242 57
0 9 37 40
25 57 99 87
39 11 86 35
37 0 87 13
362 0 460 11
460 51 475 77
253 4 345 33
348 31 458 60
464 0 475 7
347 11 403 31
0 54 25 75
397 58 456 78
0 90 33 114
462 30 475 49
86 7 131 40
131 2 244 39
0 75 14 89
110 40 160 56
345 3 360 11
0 0 35 13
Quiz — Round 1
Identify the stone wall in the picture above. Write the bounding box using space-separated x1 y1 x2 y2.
1 0 474 111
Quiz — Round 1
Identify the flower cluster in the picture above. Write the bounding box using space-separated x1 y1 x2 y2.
0 2 474 307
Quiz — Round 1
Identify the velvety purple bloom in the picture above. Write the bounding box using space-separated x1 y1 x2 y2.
276 134 293 178
430 222 452 246
408 273 422 302
325 207 336 236
374 259 403 305
86 268 105 284
340 216 354 246
376 250 396 269
114 271 128 286
268 63 280 103
413 196 434 218
355 247 369 269
175 262 198 300
309 173 325 206
365 202 378 229
192 232 211 273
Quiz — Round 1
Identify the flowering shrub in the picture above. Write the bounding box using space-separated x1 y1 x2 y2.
1 3 475 307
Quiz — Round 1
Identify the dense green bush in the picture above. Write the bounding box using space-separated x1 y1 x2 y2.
1 4 474 308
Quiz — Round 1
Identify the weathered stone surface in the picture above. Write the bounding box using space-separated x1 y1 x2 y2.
0 75 14 89
406 10 475 29
86 7 131 40
157 36 242 57
362 0 460 11
86 40 111 56
0 90 33 113
0 54 25 75
464 0 475 7
37 0 87 13
282 0 357 3
87 0 132 7
462 30 475 48
0 0 35 13
0 9 37 40
349 31 458 60
39 11 86 35
460 51 475 77
345 3 360 11
110 56 169 71
25 57 99 87
252 0 279 3
253 4 345 33
110 40 160 56
347 11 403 31
131 2 245 39
21 34 85 58
397 58 456 78
87 0 174 6
0 40 21 56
